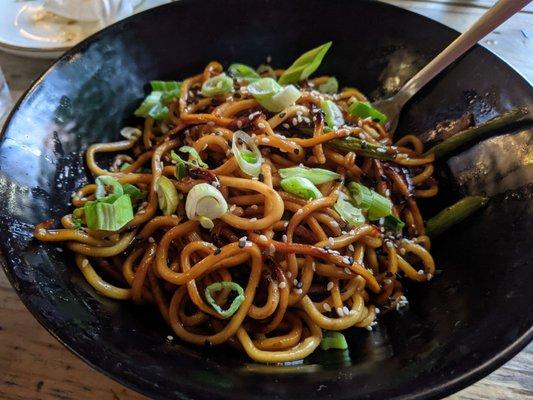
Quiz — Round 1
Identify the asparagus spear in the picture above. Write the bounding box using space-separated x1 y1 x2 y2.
327 137 396 160
424 107 529 160
426 196 489 237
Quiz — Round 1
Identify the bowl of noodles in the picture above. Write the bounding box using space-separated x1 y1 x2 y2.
1 0 532 399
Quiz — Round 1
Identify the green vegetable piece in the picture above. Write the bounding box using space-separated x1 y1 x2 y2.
318 77 338 94
320 331 348 351
281 176 323 200
84 194 134 231
348 101 388 123
171 150 187 179
157 176 179 215
424 108 529 159
279 166 340 185
383 214 405 232
95 176 123 199
204 281 245 318
348 182 392 220
179 146 209 169
228 63 261 82
201 73 234 97
279 42 332 85
426 196 488 237
320 99 344 128
334 192 365 228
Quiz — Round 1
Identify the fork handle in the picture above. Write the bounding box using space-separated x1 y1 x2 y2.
395 0 531 105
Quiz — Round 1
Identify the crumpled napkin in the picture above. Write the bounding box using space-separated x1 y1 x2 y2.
42 0 142 27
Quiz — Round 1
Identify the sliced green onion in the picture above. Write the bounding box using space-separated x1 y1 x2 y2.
204 281 245 319
269 85 301 112
157 176 179 215
278 42 332 85
318 77 338 94
279 166 340 185
119 162 131 171
348 101 388 124
320 331 348 351
320 99 344 128
179 146 209 169
383 214 405 232
71 216 83 229
228 63 261 83
95 176 123 199
281 176 323 200
426 196 488 237
134 91 169 120
256 64 277 79
232 130 262 176
171 150 187 179
334 192 365 228
186 183 228 229
201 73 234 97
84 194 134 231
120 127 142 142
247 78 301 112
122 184 145 201
348 182 392 220
150 80 180 91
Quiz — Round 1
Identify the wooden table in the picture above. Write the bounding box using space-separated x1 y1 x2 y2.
0 1 531 399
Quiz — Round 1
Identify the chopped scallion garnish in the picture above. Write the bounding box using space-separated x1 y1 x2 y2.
320 99 344 128
279 166 340 185
171 150 187 179
232 130 263 176
247 78 301 112
278 42 332 85
348 101 388 124
320 331 348 351
95 175 123 199
201 73 234 97
185 183 228 229
228 63 261 83
157 176 179 215
318 77 338 94
348 182 392 220
334 192 365 228
84 194 134 231
204 281 245 318
281 176 323 200
179 146 209 169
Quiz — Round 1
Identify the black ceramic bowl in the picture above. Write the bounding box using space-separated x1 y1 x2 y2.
1 1 532 399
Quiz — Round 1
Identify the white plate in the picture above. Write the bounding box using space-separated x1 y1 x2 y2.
0 0 172 59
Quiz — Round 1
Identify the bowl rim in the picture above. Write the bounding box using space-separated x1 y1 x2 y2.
1 0 532 399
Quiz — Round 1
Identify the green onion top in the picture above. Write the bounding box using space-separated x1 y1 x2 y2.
228 63 261 83
318 77 338 94
348 182 392 220
201 73 234 97
179 146 209 169
334 192 365 228
320 99 344 128
320 331 348 351
204 281 245 319
279 166 340 185
157 176 179 215
278 42 332 85
281 176 323 200
348 101 388 124
232 130 263 176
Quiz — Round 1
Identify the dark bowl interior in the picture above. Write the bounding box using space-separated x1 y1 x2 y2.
0 1 532 399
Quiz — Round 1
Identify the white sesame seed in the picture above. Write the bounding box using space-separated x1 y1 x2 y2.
293 279 298 286
384 279 392 285
278 281 287 289
348 244 355 252
284 221 289 228
323 303 332 312
258 122 265 129
418 269 425 275
240 236 248 241
286 271 292 278
344 267 352 275
292 117 298 125
166 335 173 341
294 288 303 294
259 234 268 241
365 325 373 331
399 248 406 255
282 123 290 129
427 273 433 280
342 306 350 315
282 234 288 242
375 308 381 314
81 259 89 267
385 241 393 248
336 307 344 317
251 204 258 210
245 241 253 247
138 209 146 214
148 237 155 243
385 189 391 197
343 256 351 265
328 237 335 246
327 281 334 291
262 138 270 144
311 262 316 271
296 209 303 215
